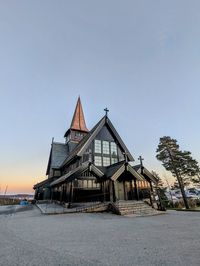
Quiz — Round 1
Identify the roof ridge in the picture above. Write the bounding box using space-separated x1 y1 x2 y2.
61 114 134 168
61 116 106 167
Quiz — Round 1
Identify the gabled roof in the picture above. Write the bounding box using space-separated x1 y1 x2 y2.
133 164 158 184
61 117 105 167
70 97 89 133
46 142 68 175
50 162 104 187
106 162 144 181
133 164 141 172
33 177 54 189
105 161 125 178
61 116 134 167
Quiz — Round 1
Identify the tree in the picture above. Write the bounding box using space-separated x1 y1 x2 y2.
151 171 164 188
156 136 200 209
151 171 168 208
191 174 200 185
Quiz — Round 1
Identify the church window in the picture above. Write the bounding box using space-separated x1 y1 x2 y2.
94 140 101 153
94 156 102 166
111 142 117 156
103 157 110 166
103 141 110 154
111 158 118 164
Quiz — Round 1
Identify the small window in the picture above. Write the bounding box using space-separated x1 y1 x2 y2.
78 180 83 187
88 180 92 188
111 142 117 156
96 182 100 188
94 156 102 166
103 141 110 154
94 140 101 153
111 157 118 164
83 180 87 187
103 157 110 166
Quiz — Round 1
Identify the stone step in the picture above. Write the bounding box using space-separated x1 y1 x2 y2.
120 209 158 215
111 201 159 216
77 203 109 212
117 206 150 210
116 205 151 209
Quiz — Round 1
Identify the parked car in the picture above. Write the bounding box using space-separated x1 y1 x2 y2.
164 192 179 202
185 192 200 200
20 199 29 205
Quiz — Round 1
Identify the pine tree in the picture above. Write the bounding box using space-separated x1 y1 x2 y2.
156 136 200 209
192 174 200 185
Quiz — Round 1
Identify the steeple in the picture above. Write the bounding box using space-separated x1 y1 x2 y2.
70 97 89 132
64 97 89 145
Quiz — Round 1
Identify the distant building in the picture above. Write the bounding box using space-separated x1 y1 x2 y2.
33 97 158 205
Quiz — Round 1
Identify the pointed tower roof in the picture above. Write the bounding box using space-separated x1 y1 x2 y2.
70 97 89 132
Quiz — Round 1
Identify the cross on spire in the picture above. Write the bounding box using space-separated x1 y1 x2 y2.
138 155 144 167
104 108 109 117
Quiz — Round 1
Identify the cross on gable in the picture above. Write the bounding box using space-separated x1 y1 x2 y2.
104 108 109 117
138 155 144 167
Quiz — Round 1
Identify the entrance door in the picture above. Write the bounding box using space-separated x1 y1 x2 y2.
125 181 135 200
115 181 125 200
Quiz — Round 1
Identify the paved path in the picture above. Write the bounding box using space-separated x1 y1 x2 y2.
0 205 200 266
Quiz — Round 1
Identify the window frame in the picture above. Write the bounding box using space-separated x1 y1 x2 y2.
111 142 118 156
102 141 110 155
94 139 102 154
94 155 102 166
103 156 111 167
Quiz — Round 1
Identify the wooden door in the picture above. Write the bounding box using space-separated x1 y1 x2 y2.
115 181 125 200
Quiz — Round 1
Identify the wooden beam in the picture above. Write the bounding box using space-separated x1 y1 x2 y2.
109 180 114 202
134 179 139 200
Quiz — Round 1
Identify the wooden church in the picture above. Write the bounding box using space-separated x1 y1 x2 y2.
34 97 159 207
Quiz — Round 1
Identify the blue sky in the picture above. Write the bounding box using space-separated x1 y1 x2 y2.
0 1 200 193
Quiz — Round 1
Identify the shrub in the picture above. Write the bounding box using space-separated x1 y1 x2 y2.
196 199 200 206
188 198 197 208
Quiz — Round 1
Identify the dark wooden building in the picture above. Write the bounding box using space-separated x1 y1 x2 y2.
34 97 158 205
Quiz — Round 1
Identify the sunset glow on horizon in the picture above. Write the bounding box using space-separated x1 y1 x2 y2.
1 1 200 194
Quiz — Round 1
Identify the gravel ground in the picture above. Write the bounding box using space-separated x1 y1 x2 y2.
0 205 200 266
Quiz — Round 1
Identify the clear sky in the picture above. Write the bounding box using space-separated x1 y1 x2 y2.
0 1 200 194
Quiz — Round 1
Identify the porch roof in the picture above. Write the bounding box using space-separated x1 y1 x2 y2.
109 163 145 182
133 165 158 184
50 163 104 187
33 177 53 189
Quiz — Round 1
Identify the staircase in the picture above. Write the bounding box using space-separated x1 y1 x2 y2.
109 200 161 216
70 202 109 213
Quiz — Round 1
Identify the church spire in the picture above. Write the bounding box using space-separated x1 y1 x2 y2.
70 97 89 132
